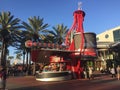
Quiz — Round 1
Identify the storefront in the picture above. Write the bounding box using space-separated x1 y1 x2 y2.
35 56 72 81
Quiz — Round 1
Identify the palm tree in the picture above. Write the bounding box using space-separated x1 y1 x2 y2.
7 56 14 65
22 16 49 42
14 30 30 66
43 33 55 43
50 24 69 44
22 16 49 75
15 53 22 62
0 11 22 66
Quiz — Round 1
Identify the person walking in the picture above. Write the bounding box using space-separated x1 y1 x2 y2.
110 67 116 78
116 65 120 80
88 66 94 80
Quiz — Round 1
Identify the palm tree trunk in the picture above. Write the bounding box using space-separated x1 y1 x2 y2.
25 51 29 75
0 39 7 66
29 52 31 65
2 42 7 67
0 40 7 90
23 51 26 66
0 42 4 65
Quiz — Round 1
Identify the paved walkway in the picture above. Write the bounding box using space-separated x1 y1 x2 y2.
6 75 120 90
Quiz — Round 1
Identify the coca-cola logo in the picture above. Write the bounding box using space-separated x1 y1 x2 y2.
25 40 33 48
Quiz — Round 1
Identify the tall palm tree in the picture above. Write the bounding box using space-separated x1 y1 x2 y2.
22 16 49 74
50 24 69 44
22 16 49 42
0 11 22 66
14 30 30 66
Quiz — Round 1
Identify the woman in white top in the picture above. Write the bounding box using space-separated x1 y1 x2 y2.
110 67 116 78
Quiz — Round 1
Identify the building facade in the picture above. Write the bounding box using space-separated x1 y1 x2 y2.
96 26 120 72
97 26 120 42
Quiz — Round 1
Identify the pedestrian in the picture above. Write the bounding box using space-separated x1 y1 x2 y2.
116 65 120 80
0 66 7 90
110 67 116 78
83 69 87 79
88 66 94 80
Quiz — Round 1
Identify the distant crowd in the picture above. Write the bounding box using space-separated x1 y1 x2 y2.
5 63 120 81
7 64 34 77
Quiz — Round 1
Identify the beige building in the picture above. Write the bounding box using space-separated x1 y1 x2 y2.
96 26 120 71
97 26 120 42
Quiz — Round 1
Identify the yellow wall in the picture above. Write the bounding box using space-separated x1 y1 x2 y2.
97 26 120 42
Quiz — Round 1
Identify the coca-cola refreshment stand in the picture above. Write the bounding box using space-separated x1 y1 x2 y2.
25 3 97 81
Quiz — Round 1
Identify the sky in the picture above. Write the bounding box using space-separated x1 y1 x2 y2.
1 0 120 61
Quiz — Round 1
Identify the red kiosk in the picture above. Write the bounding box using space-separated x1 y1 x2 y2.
26 3 97 81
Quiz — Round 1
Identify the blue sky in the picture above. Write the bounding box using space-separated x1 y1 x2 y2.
1 0 120 34
1 0 120 58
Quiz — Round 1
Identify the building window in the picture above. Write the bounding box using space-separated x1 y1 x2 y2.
113 29 120 42
105 34 109 38
96 37 99 41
